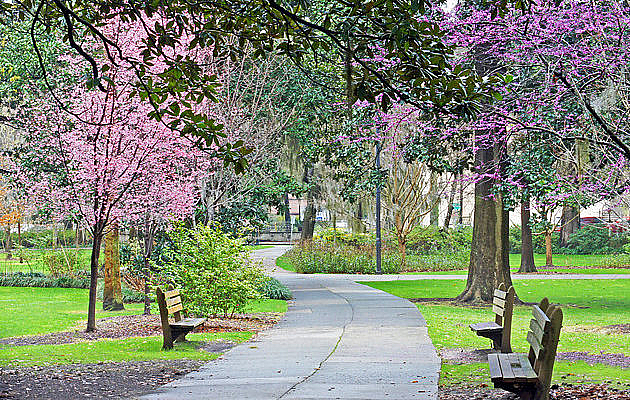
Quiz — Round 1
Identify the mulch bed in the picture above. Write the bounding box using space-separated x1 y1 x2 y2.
439 384 630 400
0 312 282 399
0 360 206 399
0 312 281 347
440 348 630 369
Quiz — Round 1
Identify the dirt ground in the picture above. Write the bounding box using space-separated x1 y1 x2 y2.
0 312 281 399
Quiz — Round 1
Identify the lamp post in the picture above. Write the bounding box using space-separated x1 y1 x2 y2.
375 139 382 274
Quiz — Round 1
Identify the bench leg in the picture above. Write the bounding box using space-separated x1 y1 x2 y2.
172 327 194 343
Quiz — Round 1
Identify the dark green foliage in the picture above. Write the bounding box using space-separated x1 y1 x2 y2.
0 272 89 288
0 229 91 248
509 225 629 255
257 277 292 300
564 225 629 255
286 241 401 274
406 225 472 254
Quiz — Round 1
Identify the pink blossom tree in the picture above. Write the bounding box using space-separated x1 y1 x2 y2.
19 19 203 331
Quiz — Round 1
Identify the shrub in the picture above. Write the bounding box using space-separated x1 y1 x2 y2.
257 277 292 300
156 225 265 317
0 272 90 288
564 225 629 254
286 240 401 274
405 225 472 254
315 228 373 246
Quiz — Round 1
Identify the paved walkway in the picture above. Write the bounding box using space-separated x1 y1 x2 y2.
142 246 627 400
142 246 440 399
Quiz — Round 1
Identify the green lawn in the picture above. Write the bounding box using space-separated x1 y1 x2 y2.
361 279 630 386
247 244 274 250
0 287 285 338
275 255 296 272
0 331 253 366
509 253 630 268
0 286 285 366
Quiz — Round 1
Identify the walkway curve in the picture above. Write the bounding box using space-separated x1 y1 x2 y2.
141 246 440 399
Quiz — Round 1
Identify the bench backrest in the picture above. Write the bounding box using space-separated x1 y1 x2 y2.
156 286 184 322
493 283 515 352
527 297 563 393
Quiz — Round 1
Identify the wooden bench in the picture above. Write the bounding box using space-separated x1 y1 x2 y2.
487 298 563 400
469 283 515 352
156 286 207 350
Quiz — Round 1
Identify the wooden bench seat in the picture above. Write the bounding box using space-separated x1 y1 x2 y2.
156 286 207 350
487 298 563 400
470 283 515 352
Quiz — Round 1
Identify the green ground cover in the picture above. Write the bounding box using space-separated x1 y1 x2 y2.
0 287 285 338
247 244 274 250
510 253 630 268
0 286 285 366
361 279 630 386
275 255 296 272
278 251 630 275
0 332 253 366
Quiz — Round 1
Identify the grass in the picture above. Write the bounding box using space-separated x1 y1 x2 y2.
509 253 630 268
275 255 296 272
361 279 630 386
0 286 286 367
0 287 286 338
0 332 254 366
247 244 274 250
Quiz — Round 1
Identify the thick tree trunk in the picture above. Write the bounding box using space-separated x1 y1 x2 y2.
559 206 579 247
301 196 316 241
458 143 512 303
103 223 124 311
519 195 537 273
444 176 458 229
545 232 553 267
87 227 103 332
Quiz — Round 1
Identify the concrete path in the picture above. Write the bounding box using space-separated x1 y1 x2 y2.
141 246 440 399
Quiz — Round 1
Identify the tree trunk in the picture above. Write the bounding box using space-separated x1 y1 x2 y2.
5 225 11 260
142 219 155 316
301 165 316 241
519 195 537 273
443 176 458 229
17 220 22 263
545 232 553 267
559 206 579 247
103 223 124 311
351 202 366 234
430 171 439 226
397 237 407 270
458 176 464 225
87 227 103 332
458 142 512 303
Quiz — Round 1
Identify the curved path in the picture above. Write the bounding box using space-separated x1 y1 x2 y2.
141 246 440 399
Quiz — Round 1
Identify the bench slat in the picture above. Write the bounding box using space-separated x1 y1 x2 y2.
529 318 545 343
493 298 506 308
498 354 516 382
527 331 544 358
517 353 538 382
488 353 502 380
168 303 183 314
492 304 504 317
171 317 206 328
532 305 550 329
494 289 507 300
164 289 180 299
165 297 181 307
470 321 502 332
